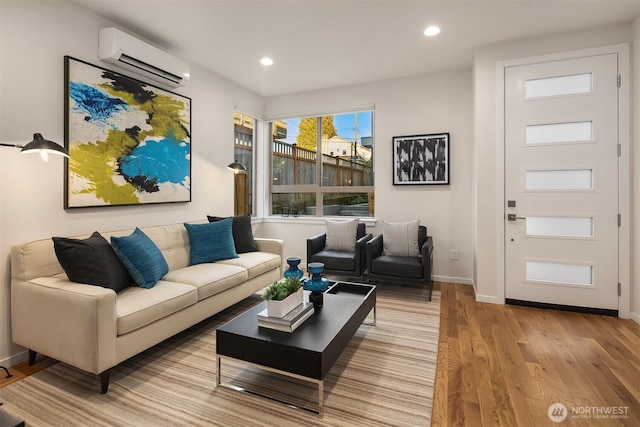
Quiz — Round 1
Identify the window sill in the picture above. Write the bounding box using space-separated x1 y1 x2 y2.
254 216 378 228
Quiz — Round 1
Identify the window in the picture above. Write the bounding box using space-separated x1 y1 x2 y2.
270 110 374 217
233 112 254 215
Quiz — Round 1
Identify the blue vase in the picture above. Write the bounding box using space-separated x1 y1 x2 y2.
284 256 304 280
304 262 328 309
305 262 329 291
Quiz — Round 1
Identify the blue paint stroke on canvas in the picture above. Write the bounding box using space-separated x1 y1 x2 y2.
69 81 127 122
119 136 190 193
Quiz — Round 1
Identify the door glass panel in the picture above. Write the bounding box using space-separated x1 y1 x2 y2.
526 261 593 285
526 121 592 144
525 169 593 190
525 73 592 98
526 217 593 237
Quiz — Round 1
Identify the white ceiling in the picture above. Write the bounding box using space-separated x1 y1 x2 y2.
76 0 640 97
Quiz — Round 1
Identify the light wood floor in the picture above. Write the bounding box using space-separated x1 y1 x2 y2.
2 282 639 426
431 282 640 427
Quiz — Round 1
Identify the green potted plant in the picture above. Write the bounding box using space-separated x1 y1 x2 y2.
262 277 303 317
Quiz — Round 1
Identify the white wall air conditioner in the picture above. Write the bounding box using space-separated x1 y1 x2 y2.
98 27 190 88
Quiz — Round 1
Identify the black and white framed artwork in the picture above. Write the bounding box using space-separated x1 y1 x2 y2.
392 133 449 185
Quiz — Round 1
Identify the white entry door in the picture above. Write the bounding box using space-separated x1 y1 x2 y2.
504 54 619 313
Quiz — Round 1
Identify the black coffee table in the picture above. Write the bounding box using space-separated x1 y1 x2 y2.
216 281 376 416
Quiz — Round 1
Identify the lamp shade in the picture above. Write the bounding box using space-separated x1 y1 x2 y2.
227 161 247 174
20 133 69 158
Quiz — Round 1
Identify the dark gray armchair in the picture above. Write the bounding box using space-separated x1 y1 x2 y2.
307 223 372 281
366 225 434 300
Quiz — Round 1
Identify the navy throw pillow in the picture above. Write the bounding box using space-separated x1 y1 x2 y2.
52 231 133 292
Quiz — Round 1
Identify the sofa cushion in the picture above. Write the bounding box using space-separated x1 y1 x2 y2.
52 231 133 292
164 263 248 300
185 219 238 265
217 251 281 280
111 228 169 289
325 219 359 251
310 250 356 271
116 281 198 335
382 219 421 257
208 215 258 254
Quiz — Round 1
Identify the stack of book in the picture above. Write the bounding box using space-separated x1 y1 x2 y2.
257 302 314 332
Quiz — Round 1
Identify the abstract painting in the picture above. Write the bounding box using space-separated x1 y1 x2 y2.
392 133 449 185
64 56 191 208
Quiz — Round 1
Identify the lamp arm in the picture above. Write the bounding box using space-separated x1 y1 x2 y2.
0 143 24 148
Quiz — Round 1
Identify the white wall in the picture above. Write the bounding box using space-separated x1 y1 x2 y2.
0 1 263 365
632 16 640 324
472 23 634 305
263 69 474 284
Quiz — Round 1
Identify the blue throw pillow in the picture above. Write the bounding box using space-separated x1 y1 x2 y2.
111 228 169 289
185 219 239 265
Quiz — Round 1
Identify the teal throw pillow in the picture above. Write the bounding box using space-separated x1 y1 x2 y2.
185 218 239 265
111 228 169 289
207 215 258 253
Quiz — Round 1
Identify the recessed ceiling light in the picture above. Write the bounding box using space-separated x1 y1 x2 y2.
260 57 274 66
424 26 440 37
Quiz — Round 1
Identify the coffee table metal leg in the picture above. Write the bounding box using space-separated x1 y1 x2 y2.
216 356 221 385
216 355 325 417
363 304 377 326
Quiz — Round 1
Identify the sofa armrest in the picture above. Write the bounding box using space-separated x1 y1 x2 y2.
254 238 284 256
11 277 117 374
255 238 285 274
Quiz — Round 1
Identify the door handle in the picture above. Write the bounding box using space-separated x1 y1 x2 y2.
507 214 525 221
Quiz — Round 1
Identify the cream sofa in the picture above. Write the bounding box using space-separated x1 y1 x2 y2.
10 222 283 393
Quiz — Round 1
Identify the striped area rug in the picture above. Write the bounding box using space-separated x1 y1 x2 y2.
0 284 440 426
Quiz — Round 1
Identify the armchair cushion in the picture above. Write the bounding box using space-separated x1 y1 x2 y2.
371 255 423 279
325 219 359 251
307 222 371 278
310 250 357 271
381 219 420 257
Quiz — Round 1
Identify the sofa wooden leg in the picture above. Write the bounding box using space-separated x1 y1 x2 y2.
100 370 111 394
28 350 37 366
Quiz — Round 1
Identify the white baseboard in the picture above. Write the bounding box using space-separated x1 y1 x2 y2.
474 293 503 304
433 275 473 285
630 312 640 325
1 349 28 370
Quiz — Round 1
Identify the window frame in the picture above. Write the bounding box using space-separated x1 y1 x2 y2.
233 111 256 216
268 110 375 218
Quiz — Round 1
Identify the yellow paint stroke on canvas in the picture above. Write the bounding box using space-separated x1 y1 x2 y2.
69 130 139 205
